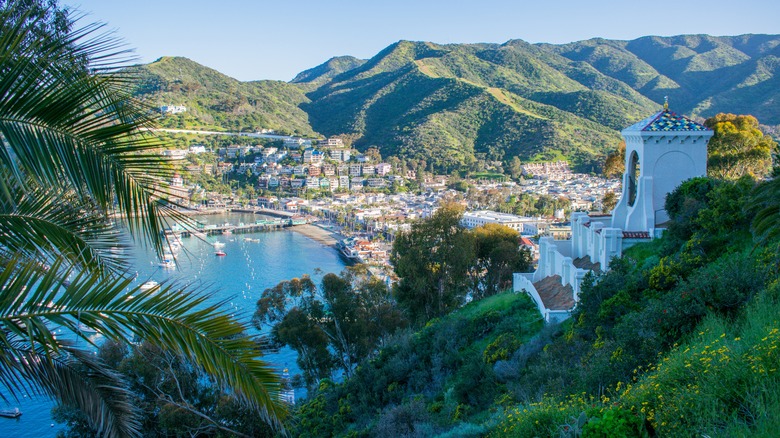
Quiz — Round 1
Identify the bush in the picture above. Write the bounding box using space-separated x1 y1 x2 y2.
483 333 523 364
582 406 648 437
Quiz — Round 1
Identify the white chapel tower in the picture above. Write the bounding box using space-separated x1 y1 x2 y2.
520 102 715 322
610 101 713 235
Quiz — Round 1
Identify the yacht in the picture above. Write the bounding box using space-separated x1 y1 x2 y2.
139 280 159 291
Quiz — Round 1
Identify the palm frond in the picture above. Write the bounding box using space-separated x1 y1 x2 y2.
0 175 128 274
0 258 288 428
0 8 192 256
751 178 780 244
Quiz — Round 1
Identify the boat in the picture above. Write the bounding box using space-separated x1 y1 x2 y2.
244 237 260 243
139 280 159 291
213 241 225 249
77 323 98 334
159 258 176 269
0 408 21 418
215 250 226 257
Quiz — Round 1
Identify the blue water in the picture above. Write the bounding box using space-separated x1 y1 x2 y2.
1 214 347 437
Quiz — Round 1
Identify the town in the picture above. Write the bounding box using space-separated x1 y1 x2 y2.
160 132 622 275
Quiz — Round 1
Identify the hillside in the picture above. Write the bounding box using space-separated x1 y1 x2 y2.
130 34 780 172
302 36 780 171
291 55 367 88
129 56 317 135
289 176 780 437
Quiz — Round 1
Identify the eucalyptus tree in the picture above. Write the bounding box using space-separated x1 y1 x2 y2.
0 4 284 436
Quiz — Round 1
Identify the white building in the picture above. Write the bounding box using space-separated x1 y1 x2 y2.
161 105 186 114
376 163 392 176
319 138 344 147
161 149 187 160
461 210 536 234
188 145 207 154
515 104 713 323
330 148 352 162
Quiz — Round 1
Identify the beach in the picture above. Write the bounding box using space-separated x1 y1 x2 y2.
292 223 343 247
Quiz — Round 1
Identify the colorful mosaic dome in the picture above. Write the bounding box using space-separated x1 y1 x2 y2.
623 109 710 132
643 110 709 131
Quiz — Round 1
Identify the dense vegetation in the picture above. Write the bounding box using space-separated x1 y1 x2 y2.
285 173 780 436
131 34 780 173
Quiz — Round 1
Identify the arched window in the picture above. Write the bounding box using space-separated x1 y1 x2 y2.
627 151 640 207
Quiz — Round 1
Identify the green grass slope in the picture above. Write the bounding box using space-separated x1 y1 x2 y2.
292 291 545 437
290 55 366 88
303 41 626 171
129 56 317 135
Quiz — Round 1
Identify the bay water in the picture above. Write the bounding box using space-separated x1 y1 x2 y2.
0 213 347 437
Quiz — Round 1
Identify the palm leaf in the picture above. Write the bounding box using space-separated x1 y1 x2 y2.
0 258 288 429
0 174 129 274
751 177 780 244
0 8 191 257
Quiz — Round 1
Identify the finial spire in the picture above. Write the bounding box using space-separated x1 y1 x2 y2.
663 96 669 111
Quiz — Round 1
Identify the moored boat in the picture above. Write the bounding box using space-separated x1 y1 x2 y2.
0 408 21 418
215 250 227 256
139 280 159 291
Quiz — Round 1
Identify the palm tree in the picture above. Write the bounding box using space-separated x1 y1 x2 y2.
0 6 285 436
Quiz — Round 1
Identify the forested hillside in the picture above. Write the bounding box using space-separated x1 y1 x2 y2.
128 56 316 135
130 34 780 173
289 175 780 437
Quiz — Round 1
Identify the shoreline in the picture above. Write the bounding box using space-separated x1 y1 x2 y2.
291 223 344 248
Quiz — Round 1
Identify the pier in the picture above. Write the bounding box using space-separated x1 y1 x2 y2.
165 210 309 238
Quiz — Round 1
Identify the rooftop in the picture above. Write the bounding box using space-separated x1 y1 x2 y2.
623 109 710 133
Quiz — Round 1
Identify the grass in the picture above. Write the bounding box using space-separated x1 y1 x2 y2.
469 172 507 180
622 238 666 265
489 280 780 437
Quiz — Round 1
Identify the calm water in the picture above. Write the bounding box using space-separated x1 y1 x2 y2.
1 214 347 437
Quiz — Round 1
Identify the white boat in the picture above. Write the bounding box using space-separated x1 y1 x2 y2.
139 280 159 291
0 408 21 418
77 323 98 334
159 258 176 269
213 241 225 248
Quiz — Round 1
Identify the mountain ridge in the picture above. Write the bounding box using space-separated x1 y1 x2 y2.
129 33 780 172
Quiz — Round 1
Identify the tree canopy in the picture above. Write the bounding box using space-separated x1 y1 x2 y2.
253 266 406 389
705 113 776 180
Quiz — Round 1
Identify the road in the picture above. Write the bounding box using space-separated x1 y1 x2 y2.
146 127 296 141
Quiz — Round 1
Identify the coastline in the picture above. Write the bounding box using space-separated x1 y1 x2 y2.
291 223 344 248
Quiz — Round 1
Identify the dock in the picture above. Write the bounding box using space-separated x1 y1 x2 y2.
164 210 310 237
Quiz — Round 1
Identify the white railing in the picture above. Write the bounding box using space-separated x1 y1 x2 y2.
513 273 571 323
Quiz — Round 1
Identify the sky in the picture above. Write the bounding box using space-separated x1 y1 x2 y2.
63 0 780 82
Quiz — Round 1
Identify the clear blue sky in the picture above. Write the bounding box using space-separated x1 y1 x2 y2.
64 0 779 82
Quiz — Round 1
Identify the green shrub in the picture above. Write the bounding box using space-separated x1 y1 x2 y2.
582 406 648 437
484 333 523 364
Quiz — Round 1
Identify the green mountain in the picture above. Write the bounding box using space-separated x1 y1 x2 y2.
131 34 780 171
291 55 367 88
129 56 316 135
